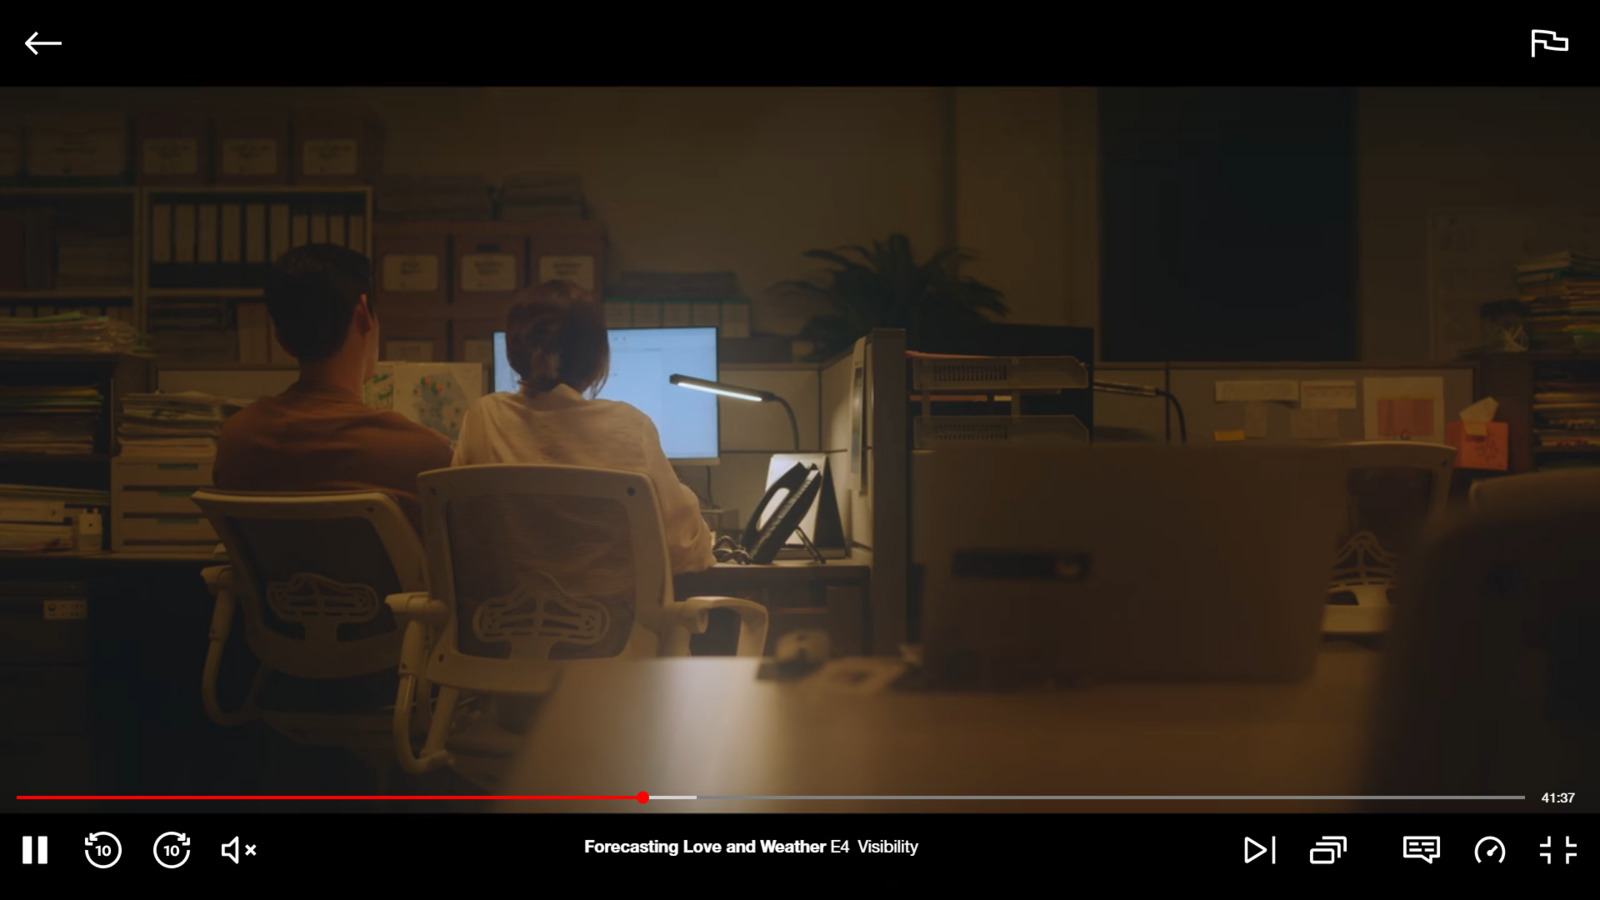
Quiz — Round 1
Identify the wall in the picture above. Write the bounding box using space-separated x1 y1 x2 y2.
1358 87 1600 360
18 85 1593 361
8 86 949 337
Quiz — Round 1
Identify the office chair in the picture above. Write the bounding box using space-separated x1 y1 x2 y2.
1324 441 1456 634
1367 487 1600 808
1469 466 1600 512
388 465 770 788
193 490 434 790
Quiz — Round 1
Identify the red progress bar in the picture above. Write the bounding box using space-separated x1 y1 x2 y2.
17 792 652 802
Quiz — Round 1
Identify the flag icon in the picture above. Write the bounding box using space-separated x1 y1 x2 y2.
1532 30 1568 57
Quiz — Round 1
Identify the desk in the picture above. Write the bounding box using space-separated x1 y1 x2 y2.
496 643 1380 813
674 557 872 657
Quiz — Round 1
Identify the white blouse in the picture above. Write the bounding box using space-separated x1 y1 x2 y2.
451 386 716 574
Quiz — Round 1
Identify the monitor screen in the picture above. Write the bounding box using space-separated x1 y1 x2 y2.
492 327 720 463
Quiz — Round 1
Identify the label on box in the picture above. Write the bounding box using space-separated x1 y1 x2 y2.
221 139 278 176
461 253 518 292
142 138 199 175
44 599 88 620
0 133 19 176
301 139 359 176
27 131 126 176
383 253 440 292
386 340 435 362
538 255 595 291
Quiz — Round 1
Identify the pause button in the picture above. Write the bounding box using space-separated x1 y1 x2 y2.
23 836 48 864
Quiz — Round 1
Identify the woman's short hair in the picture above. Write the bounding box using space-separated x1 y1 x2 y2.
504 280 609 396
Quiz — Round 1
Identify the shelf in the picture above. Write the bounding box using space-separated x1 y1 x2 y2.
0 187 138 197
153 360 295 371
0 289 136 300
144 185 372 195
0 453 111 464
146 289 263 299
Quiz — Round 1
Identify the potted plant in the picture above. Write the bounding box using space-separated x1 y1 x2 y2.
776 234 1008 361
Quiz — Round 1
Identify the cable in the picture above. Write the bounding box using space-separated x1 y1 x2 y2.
1092 381 1188 445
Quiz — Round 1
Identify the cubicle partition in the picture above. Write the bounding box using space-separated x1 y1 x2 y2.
1164 363 1478 444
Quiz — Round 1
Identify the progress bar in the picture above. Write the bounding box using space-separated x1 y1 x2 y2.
18 794 1526 802
649 795 1526 801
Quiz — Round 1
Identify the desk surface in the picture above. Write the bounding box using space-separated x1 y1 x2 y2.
496 642 1380 813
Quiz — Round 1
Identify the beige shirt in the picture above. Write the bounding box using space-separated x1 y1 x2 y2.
452 387 715 574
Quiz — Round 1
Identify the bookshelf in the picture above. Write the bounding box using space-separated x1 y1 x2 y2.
0 187 138 322
139 186 372 363
1480 352 1600 473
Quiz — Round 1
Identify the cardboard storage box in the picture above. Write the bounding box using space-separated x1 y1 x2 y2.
136 112 209 185
23 114 129 182
212 112 291 185
292 109 384 186
451 226 526 314
380 315 449 363
374 224 450 315
528 219 606 299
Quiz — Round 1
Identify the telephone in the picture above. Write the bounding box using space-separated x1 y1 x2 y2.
715 462 824 565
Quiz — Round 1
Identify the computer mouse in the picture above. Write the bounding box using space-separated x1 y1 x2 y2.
775 630 831 668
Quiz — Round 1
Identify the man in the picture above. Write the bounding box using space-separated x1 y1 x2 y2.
215 244 452 530
213 245 455 796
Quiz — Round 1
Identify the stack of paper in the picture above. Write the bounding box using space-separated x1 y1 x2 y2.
1516 251 1600 353
0 483 96 554
497 174 586 220
0 386 101 454
0 311 138 352
118 391 245 460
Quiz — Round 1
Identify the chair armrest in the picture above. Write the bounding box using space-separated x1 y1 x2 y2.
200 565 230 598
385 591 448 626
680 596 771 658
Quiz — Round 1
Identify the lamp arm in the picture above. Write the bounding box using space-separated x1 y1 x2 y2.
773 396 800 450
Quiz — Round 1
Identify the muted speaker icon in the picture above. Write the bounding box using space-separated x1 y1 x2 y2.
222 837 240 864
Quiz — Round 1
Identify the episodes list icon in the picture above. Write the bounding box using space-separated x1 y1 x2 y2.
1310 837 1347 865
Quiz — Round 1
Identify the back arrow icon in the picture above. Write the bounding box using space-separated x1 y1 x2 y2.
26 33 62 55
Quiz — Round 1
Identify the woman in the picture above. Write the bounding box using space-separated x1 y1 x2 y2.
452 280 715 577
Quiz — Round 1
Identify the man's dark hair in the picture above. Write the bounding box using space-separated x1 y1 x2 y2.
263 244 374 363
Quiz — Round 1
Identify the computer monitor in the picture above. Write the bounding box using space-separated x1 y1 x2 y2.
492 326 720 464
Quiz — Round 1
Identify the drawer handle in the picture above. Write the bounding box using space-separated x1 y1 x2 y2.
157 490 194 498
157 463 200 471
157 518 202 525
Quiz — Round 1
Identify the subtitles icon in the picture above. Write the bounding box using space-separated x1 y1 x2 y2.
1403 836 1441 863
1310 836 1347 865
1531 30 1568 57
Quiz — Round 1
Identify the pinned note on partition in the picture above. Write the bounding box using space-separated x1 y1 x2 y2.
1215 380 1300 403
1299 380 1357 410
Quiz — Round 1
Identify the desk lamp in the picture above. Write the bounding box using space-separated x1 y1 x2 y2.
670 374 800 450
